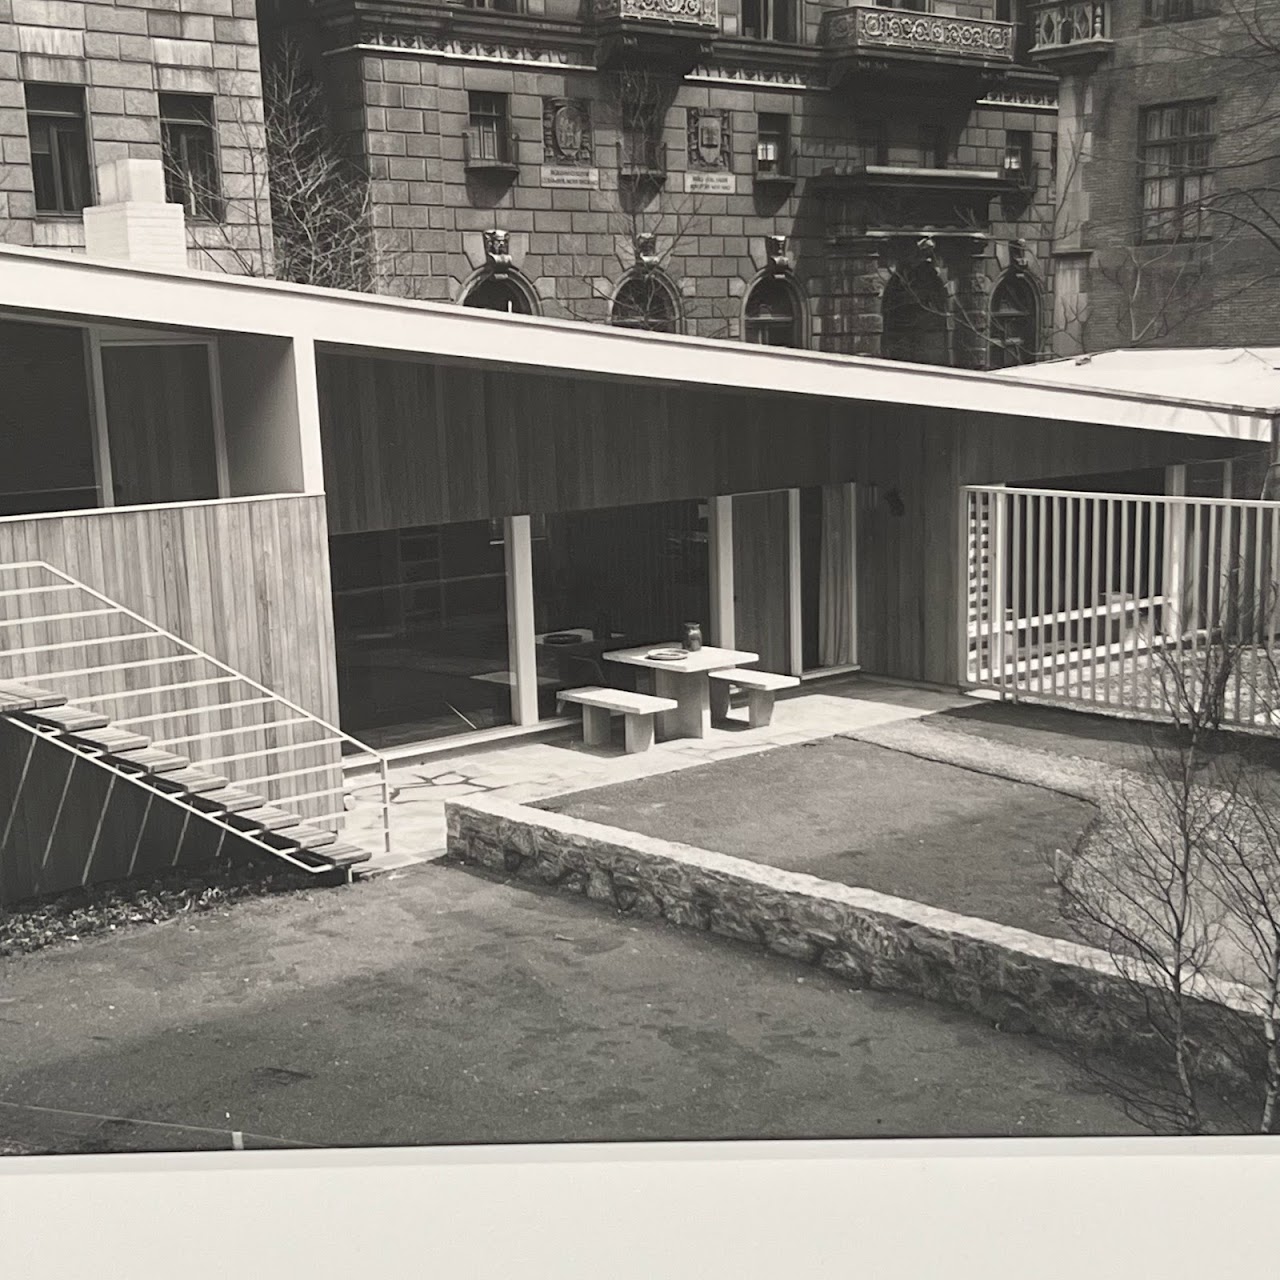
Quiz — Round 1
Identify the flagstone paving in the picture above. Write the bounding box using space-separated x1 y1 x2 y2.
343 678 970 874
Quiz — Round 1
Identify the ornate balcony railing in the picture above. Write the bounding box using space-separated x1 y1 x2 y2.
593 0 717 26
820 6 1016 64
1028 2 1111 55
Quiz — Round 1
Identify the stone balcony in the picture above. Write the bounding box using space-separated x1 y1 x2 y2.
593 0 717 25
820 5 1016 89
592 0 719 73
1026 2 1113 70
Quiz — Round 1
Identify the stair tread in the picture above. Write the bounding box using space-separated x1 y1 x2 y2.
191 787 265 813
228 806 303 832
266 824 339 851
322 843 373 869
76 727 151 753
29 705 111 732
117 747 190 774
151 767 230 794
0 681 67 712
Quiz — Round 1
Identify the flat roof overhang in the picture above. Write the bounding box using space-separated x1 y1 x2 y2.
0 244 1273 445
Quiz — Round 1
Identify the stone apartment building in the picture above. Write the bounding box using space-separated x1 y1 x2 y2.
0 0 270 272
1047 0 1280 352
263 0 1063 367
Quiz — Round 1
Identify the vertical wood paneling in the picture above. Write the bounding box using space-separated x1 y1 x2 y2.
0 496 338 724
317 351 1264 689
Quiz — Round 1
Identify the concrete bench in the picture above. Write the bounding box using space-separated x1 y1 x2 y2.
708 668 799 728
558 686 679 754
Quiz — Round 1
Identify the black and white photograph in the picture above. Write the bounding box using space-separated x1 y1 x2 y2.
2 1 1280 1263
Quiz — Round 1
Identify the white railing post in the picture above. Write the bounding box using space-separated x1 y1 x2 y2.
991 489 1009 693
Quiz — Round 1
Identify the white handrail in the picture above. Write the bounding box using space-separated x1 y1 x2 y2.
0 559 394 862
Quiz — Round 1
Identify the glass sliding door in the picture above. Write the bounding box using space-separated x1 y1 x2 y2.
531 499 710 713
330 519 513 748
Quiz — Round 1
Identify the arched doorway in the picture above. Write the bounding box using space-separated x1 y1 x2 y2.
744 276 805 347
610 271 680 333
881 263 950 365
462 273 536 315
988 272 1040 368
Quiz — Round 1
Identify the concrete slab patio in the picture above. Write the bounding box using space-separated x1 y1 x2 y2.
343 678 971 873
0 860 1140 1155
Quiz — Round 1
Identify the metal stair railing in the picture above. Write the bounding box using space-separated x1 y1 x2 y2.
2 712 360 879
0 560 392 862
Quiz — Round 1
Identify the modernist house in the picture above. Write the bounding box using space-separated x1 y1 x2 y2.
1 196 1275 895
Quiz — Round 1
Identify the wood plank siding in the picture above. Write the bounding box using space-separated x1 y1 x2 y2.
317 352 1261 689
0 495 339 725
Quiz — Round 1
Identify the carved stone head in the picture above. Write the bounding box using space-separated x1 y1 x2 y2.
484 228 512 274
635 232 659 269
766 234 791 275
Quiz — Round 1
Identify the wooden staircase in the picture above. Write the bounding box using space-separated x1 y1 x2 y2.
0 561 393 888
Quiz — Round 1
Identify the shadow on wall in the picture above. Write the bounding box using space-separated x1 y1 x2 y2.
0 719 255 907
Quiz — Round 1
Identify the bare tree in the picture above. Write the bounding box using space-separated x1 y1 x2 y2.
1054 562 1280 1134
885 3 1280 365
550 68 737 338
196 40 385 292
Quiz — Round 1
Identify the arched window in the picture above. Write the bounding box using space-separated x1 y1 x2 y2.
881 263 950 366
744 277 804 348
463 273 534 314
611 272 679 333
988 272 1040 368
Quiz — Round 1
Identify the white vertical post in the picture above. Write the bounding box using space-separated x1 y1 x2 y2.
991 490 1009 692
84 328 114 507
1163 465 1186 641
708 495 735 649
786 488 803 676
846 481 859 669
206 340 231 499
504 514 539 726
289 335 326 495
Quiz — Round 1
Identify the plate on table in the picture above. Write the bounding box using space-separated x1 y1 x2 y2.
646 648 688 662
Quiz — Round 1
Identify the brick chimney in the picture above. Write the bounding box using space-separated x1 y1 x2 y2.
82 158 188 271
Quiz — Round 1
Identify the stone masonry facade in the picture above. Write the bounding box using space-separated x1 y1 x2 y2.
276 0 1059 365
1049 2 1280 351
0 0 271 272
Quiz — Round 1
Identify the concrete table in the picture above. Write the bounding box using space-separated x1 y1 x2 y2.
602 644 759 741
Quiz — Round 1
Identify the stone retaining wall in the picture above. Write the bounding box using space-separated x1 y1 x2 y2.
446 795 1267 1083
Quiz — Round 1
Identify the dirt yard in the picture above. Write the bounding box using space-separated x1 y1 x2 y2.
541 735 1097 942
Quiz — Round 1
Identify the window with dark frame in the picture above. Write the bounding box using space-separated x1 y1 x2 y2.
611 274 678 333
744 277 802 348
741 0 796 42
1003 130 1032 180
159 93 222 221
468 92 510 163
860 119 888 168
1139 100 1214 242
25 84 92 216
755 113 790 176
1142 0 1216 22
919 124 948 170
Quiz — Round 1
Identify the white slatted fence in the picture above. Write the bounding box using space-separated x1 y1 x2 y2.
962 486 1280 730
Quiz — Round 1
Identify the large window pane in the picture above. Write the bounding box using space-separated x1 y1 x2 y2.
332 520 512 748
531 500 710 713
